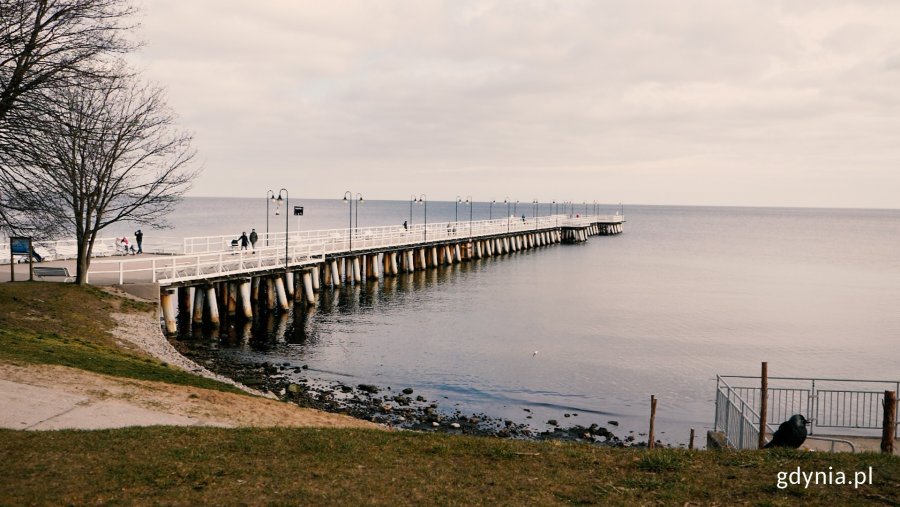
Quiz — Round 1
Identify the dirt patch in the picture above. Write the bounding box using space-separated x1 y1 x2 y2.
0 363 380 430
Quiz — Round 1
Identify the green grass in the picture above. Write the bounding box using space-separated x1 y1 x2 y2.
0 427 897 505
0 282 241 394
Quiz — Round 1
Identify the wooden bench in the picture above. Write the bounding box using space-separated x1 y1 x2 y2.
33 266 75 282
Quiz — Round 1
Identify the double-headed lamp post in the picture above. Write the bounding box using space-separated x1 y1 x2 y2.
344 190 363 252
532 199 539 230
268 188 288 268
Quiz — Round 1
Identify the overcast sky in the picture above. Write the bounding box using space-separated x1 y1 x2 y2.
131 1 900 208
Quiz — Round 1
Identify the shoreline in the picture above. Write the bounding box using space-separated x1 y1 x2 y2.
176 347 643 447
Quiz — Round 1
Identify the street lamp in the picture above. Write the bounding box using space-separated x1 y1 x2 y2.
489 199 495 220
504 197 510 233
265 190 276 246
532 199 539 230
416 194 427 241
409 194 417 230
342 191 353 251
552 200 558 227
455 195 462 223
465 195 473 238
354 193 363 235
268 188 289 268
513 199 519 218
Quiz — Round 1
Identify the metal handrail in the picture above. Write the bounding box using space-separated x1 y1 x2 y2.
716 375 860 452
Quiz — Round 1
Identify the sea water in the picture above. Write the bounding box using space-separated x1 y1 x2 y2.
124 199 900 444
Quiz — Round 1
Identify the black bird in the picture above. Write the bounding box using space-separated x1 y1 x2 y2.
764 414 809 449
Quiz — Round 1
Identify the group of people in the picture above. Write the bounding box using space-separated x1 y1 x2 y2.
117 230 143 255
234 229 259 252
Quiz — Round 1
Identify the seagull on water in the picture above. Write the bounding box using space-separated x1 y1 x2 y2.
532 350 538 358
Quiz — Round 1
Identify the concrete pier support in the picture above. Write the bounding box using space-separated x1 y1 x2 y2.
389 251 399 275
227 283 238 315
302 271 316 305
312 265 321 289
206 286 220 325
192 287 204 324
352 256 362 282
330 260 340 286
161 290 177 335
251 277 259 302
284 272 294 298
266 278 276 310
430 247 438 267
274 276 289 310
239 279 252 319
178 288 191 320
418 248 427 270
454 244 462 263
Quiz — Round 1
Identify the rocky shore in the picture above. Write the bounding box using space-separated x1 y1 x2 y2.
178 351 650 447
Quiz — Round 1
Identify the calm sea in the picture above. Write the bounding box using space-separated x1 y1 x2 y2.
120 198 900 444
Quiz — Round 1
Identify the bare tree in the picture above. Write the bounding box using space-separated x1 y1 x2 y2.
0 0 136 121
0 75 198 283
1 0 137 235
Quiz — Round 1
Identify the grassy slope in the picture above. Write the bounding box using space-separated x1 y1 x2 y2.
1 427 898 505
1 283 898 505
0 282 241 393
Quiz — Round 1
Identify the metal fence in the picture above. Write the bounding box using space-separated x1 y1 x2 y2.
715 375 898 451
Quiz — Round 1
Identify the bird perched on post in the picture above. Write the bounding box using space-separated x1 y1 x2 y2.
764 414 808 448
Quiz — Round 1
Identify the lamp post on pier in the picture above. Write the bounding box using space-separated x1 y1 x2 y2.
552 200 558 227
504 197 510 233
455 195 462 223
342 191 357 252
465 196 473 239
265 190 276 246
415 194 426 241
268 188 289 268
489 199 495 220
532 199 539 230
513 199 519 218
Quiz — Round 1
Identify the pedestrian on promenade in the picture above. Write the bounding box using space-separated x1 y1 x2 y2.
134 229 143 254
239 232 249 251
403 220 408 231
249 229 258 251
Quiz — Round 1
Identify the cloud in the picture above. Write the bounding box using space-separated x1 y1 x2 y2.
129 0 900 207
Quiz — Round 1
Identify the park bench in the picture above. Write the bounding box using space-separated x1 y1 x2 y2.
33 266 75 282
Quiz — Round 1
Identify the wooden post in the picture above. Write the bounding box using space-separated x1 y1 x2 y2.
759 361 768 449
28 237 34 281
689 428 695 450
883 390 897 454
649 394 658 449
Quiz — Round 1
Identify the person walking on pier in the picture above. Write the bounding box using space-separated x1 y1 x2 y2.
134 229 143 254
403 220 408 231
249 229 258 251
239 232 249 251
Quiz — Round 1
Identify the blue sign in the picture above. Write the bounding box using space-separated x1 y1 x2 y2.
10 237 30 255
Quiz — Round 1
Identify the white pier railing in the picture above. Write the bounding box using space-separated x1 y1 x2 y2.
86 214 624 285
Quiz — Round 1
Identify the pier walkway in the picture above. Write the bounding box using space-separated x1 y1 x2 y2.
4 213 625 334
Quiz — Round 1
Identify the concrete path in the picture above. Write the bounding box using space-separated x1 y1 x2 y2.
0 379 227 430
